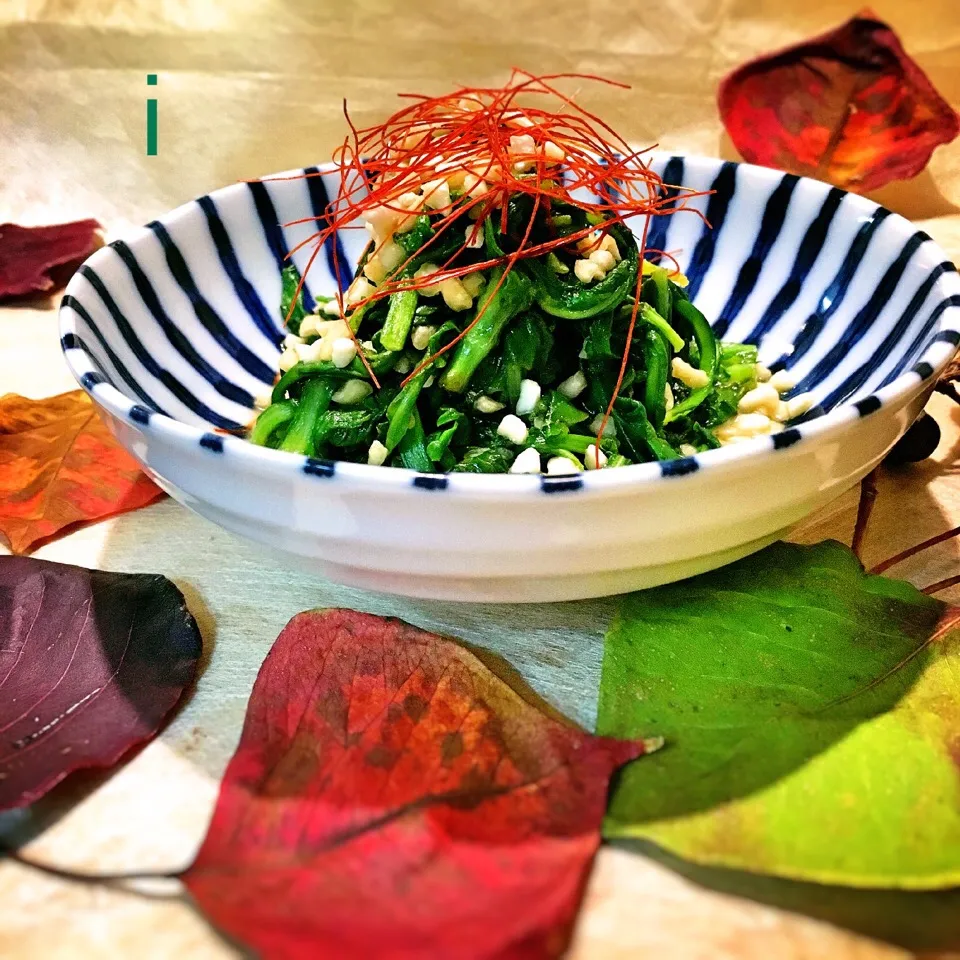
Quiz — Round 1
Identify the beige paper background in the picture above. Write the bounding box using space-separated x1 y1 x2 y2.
1 1 959 957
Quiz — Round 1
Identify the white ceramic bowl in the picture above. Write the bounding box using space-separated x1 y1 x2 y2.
60 154 960 602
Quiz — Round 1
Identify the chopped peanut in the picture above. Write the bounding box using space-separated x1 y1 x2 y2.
672 357 709 389
574 259 605 283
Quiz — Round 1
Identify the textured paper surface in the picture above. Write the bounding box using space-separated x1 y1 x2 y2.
0 2 958 957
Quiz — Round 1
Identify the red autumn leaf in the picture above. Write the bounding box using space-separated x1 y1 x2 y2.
0 390 165 554
0 219 103 301
181 610 658 960
0 556 202 810
718 11 960 192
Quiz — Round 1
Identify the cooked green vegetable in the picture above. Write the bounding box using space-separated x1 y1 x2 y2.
637 303 684 353
396 407 433 471
522 222 639 319
279 379 335 456
246 78 822 473
664 299 719 425
642 329 669 431
442 267 534 393
280 264 308 337
380 290 419 352
249 399 295 447
614 397 678 462
252 186 810 472
385 370 426 451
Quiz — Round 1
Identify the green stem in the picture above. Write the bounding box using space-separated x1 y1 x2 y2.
380 289 419 352
650 266 672 322
397 407 433 471
724 362 759 384
385 374 426 451
638 303 684 352
664 299 718 425
279 379 335 455
249 400 296 447
537 433 597 455
272 354 395 405
442 267 533 393
643 329 669 430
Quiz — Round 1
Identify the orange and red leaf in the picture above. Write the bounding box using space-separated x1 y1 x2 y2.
182 609 659 960
718 12 960 192
0 390 164 553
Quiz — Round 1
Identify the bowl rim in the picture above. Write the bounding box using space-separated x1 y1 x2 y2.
59 152 960 498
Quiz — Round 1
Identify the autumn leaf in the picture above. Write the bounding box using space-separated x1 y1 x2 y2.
0 390 164 553
181 609 659 960
598 541 960 888
718 11 960 192
0 219 103 301
0 556 202 810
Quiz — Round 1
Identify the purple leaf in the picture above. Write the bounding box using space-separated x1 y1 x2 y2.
0 556 202 810
0 219 103 301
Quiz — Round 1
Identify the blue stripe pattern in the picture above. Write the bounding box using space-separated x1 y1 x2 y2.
773 429 802 449
684 162 737 301
304 166 352 284
60 158 959 483
304 457 336 478
745 187 845 347
145 224 275 383
661 457 699 477
248 179 316 313
412 475 448 491
192 198 283 347
646 156 684 259
77 266 243 429
62 294 167 414
782 208 891 370
820 262 956 408
541 476 583 493
713 174 799 338
109 240 254 407
795 230 929 394
880 295 960 387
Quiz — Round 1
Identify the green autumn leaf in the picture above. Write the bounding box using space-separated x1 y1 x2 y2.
598 540 960 888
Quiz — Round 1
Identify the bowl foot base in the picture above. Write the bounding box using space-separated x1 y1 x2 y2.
278 527 791 603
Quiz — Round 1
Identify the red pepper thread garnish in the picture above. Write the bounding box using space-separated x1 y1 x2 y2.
261 70 707 462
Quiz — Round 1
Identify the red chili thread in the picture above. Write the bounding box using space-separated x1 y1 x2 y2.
261 71 706 465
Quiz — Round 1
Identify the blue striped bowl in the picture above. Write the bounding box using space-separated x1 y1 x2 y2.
60 155 960 602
